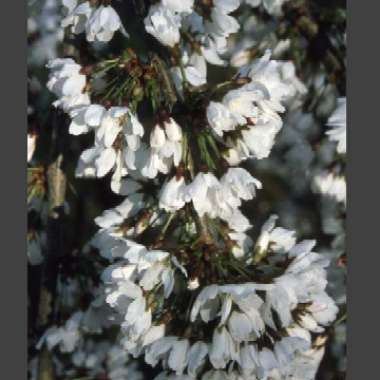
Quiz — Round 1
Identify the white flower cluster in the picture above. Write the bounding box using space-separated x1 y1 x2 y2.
313 171 346 205
312 97 347 375
160 168 262 233
94 216 337 379
37 311 84 353
207 51 306 164
313 98 347 205
46 50 304 197
144 0 292 57
33 271 144 379
34 335 143 380
46 57 89 111
143 118 183 178
62 0 123 42
38 2 343 379
45 44 336 376
312 98 347 276
72 341 144 380
144 0 240 85
47 57 167 191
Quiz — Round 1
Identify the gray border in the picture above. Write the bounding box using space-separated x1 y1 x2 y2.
0 0 27 378
347 0 378 379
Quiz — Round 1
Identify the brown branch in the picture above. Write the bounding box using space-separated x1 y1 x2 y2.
36 119 68 380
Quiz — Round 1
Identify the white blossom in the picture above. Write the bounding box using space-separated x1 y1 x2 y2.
207 101 239 136
37 312 83 353
326 97 346 155
171 52 207 92
62 0 123 42
61 0 92 34
86 5 122 42
69 105 145 190
142 118 183 178
162 0 195 14
47 58 86 98
254 215 296 255
144 4 181 48
159 176 187 212
27 133 37 163
209 327 238 369
313 171 346 204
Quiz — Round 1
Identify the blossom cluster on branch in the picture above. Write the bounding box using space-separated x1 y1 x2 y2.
27 0 346 379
